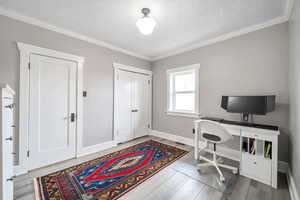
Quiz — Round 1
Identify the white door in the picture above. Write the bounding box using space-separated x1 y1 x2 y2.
115 70 134 143
133 73 151 138
114 69 151 143
29 54 77 170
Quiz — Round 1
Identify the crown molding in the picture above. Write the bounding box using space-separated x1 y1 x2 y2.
285 0 295 20
151 0 294 61
0 6 151 61
151 16 289 61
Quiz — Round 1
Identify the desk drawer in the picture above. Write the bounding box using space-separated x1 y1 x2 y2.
241 153 272 185
242 130 272 141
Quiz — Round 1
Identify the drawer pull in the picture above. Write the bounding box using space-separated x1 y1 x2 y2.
254 162 257 165
12 152 17 155
6 175 16 182
11 125 16 128
5 137 13 141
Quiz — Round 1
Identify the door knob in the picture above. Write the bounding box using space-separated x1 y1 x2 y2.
70 113 76 122
5 137 13 141
6 175 16 182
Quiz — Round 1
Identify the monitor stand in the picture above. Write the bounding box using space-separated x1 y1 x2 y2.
241 113 254 124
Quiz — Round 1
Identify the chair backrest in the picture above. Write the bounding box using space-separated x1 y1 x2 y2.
198 120 232 144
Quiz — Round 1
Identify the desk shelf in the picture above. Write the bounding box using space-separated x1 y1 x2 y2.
241 137 272 159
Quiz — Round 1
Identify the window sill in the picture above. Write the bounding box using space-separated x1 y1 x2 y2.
166 111 201 119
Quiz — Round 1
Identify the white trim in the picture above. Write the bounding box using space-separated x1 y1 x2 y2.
0 6 150 61
166 64 200 117
15 42 85 175
166 111 201 119
287 167 300 200
77 140 117 157
285 0 295 20
166 64 201 73
151 130 194 146
113 63 152 75
17 43 85 63
151 16 289 61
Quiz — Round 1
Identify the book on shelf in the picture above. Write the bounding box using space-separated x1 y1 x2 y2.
264 143 272 159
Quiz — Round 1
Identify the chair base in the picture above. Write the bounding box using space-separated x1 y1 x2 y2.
197 152 238 182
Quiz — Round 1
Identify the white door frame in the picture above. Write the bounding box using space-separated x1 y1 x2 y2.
113 63 152 142
15 43 85 175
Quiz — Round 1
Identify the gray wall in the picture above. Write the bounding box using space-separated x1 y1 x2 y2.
289 0 300 194
152 23 289 162
0 15 151 151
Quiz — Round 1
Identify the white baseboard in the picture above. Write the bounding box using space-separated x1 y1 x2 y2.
151 130 194 146
77 140 117 157
287 168 300 200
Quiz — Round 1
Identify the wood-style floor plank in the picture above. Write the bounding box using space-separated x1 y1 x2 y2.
143 171 189 200
119 167 177 200
194 185 224 200
169 178 205 200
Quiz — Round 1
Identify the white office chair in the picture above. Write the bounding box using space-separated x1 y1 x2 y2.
195 120 238 182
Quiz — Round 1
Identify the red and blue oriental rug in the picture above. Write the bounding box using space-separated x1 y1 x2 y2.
34 140 188 200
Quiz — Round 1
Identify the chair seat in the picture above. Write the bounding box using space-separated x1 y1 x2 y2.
202 133 221 142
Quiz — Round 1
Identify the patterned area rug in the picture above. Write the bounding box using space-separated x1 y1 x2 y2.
34 140 188 200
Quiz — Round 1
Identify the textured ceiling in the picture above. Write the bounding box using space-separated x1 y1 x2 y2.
0 0 291 60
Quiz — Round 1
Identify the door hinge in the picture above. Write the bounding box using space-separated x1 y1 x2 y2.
27 150 30 157
28 62 31 70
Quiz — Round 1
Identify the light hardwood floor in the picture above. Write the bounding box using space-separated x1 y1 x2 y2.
14 136 290 200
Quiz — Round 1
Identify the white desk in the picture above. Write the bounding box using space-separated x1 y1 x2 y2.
194 119 280 188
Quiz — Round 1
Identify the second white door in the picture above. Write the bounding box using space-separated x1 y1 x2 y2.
115 69 151 143
29 54 77 170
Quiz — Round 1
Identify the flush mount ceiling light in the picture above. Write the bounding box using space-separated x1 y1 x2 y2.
136 8 156 35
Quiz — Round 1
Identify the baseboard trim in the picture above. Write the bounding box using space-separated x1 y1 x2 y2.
287 167 300 200
77 140 117 157
151 130 194 146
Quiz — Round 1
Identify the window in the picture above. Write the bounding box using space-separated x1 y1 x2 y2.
167 64 200 118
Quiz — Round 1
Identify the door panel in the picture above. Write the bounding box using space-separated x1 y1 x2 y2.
133 74 150 138
115 70 134 143
29 54 77 170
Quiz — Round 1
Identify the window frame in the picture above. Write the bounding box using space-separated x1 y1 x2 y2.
166 64 200 118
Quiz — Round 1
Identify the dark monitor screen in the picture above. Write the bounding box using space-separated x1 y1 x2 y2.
221 96 275 115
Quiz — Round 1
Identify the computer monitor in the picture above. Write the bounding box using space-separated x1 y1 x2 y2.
221 95 275 117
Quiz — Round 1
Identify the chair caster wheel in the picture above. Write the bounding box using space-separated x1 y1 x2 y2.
220 176 225 182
